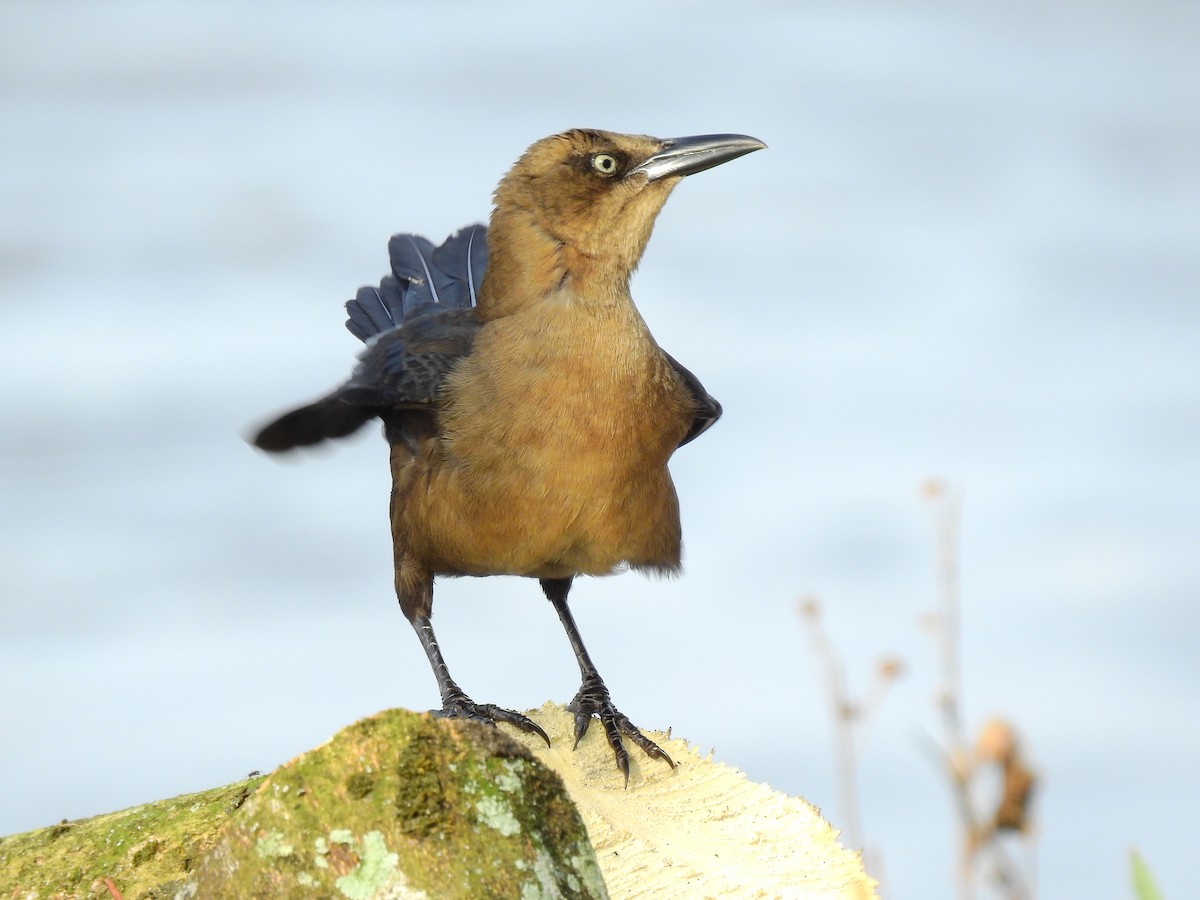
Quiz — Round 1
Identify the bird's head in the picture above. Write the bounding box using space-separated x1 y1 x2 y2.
484 129 765 304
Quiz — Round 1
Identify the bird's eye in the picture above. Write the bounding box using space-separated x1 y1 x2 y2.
591 153 619 176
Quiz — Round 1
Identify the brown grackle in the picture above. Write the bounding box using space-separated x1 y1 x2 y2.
253 129 765 783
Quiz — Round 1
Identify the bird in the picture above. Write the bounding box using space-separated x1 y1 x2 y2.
252 129 765 782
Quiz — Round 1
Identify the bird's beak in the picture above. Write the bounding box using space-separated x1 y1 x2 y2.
628 134 767 182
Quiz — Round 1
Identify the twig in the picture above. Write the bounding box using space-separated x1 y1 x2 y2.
799 598 903 872
799 597 864 851
922 480 1036 900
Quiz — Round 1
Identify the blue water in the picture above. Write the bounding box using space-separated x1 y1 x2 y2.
2 2 1197 897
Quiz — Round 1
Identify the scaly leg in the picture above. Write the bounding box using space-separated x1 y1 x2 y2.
410 612 549 746
541 577 674 785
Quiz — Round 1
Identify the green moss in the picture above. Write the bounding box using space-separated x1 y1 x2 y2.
190 709 607 898
1 710 606 899
0 775 266 899
345 772 376 801
392 726 455 837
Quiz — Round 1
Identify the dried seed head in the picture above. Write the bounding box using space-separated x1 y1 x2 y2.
976 718 1018 764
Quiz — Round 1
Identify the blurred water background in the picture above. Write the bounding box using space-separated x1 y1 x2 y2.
1 1 1197 896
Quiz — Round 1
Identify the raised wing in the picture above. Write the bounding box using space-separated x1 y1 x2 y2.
253 227 485 453
346 224 486 341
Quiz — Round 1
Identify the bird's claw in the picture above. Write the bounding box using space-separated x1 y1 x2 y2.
567 676 674 786
434 698 550 747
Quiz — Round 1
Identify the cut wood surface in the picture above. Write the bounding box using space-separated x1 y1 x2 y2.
506 702 877 899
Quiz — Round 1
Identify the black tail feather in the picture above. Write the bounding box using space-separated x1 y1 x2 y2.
253 395 375 452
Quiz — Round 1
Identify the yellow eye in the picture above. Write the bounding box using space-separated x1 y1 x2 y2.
591 153 618 176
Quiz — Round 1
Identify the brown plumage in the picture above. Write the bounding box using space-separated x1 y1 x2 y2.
253 129 764 781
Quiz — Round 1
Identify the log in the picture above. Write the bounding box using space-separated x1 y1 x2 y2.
1 704 875 899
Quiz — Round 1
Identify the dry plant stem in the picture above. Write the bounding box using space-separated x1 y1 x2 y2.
933 487 964 748
802 605 864 851
926 485 1031 900
926 486 973 899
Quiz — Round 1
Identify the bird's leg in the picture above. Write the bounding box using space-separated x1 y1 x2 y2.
540 578 674 784
410 613 549 746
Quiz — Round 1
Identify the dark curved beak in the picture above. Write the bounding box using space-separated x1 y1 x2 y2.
628 133 767 182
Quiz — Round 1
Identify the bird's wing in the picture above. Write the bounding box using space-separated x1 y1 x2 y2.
346 224 487 341
662 351 723 447
340 308 479 409
252 228 486 453
338 225 487 410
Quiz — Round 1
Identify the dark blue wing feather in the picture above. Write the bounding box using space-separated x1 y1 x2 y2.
346 225 489 342
431 224 488 309
387 233 440 315
345 275 408 342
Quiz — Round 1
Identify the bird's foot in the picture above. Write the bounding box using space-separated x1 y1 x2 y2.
434 695 550 747
567 675 675 786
